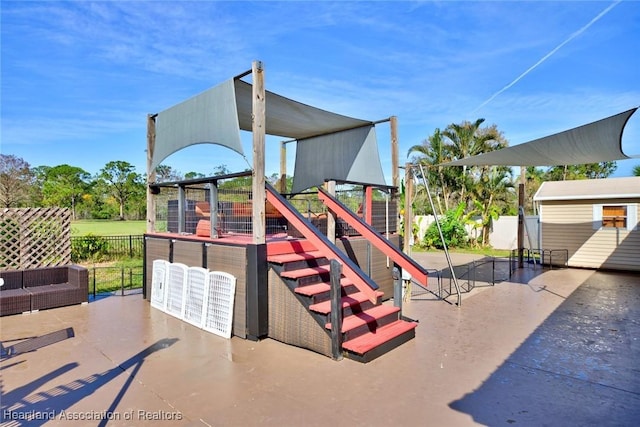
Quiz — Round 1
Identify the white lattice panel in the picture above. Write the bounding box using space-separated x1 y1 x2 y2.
183 266 209 328
150 259 169 310
165 263 188 319
0 208 71 270
203 271 237 339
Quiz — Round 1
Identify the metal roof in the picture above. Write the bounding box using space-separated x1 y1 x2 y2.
534 177 640 201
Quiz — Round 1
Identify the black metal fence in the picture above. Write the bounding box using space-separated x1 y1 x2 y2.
87 265 144 298
71 235 144 261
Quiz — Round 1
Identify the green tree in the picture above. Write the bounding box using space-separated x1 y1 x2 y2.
468 167 515 246
38 164 91 220
441 118 500 203
155 164 182 183
544 162 617 181
524 167 545 215
96 161 144 220
184 171 206 180
408 128 456 213
632 164 640 176
0 154 35 207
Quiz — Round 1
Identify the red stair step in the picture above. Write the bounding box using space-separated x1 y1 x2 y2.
294 278 353 297
280 266 330 280
267 250 325 264
342 320 418 355
267 239 317 256
326 304 400 332
309 291 383 314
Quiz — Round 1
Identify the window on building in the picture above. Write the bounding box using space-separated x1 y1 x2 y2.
601 205 627 228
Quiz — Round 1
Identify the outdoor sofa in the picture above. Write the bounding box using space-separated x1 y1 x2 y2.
0 265 89 316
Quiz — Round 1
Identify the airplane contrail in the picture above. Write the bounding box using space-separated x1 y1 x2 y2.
471 0 622 114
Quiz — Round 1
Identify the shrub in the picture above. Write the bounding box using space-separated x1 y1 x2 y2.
71 234 109 262
422 204 468 249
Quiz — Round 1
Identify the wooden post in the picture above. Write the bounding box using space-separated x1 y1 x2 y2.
364 185 373 225
403 164 413 255
279 141 287 193
393 267 402 313
330 259 343 361
390 116 400 232
326 180 336 244
146 114 156 233
252 60 266 244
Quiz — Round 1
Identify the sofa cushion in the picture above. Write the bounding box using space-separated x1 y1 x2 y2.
23 266 69 288
0 288 31 316
0 270 23 290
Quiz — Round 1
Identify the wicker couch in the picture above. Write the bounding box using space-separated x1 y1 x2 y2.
0 265 89 316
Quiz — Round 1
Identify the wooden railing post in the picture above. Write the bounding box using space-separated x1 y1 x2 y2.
330 259 343 361
393 267 402 316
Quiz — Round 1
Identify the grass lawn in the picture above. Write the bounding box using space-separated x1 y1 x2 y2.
71 220 146 236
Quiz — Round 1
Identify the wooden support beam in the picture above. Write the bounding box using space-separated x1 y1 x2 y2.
403 163 413 256
279 141 287 193
252 60 266 244
390 116 400 233
146 114 156 233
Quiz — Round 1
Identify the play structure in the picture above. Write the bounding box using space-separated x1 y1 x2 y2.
143 61 428 362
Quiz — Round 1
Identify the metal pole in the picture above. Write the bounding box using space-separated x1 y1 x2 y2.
417 163 462 306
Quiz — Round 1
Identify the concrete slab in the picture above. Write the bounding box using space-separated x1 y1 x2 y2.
1 257 638 426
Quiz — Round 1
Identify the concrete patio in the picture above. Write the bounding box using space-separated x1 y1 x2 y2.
1 254 638 426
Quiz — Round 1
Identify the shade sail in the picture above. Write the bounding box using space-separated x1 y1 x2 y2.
291 126 387 193
151 78 375 172
233 80 372 139
441 108 638 167
153 79 243 172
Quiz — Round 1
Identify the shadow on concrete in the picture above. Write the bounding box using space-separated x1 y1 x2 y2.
449 270 640 426
0 338 178 426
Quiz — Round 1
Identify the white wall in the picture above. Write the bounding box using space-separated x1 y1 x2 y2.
412 215 539 250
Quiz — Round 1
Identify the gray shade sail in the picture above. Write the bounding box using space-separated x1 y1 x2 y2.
441 108 638 167
151 78 377 174
153 79 243 172
233 80 372 139
292 126 388 193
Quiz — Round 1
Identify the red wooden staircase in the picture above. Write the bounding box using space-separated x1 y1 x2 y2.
265 183 418 362
267 239 417 363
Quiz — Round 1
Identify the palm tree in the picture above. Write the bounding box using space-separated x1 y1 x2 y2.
468 167 514 246
441 118 500 205
407 128 454 213
633 164 640 176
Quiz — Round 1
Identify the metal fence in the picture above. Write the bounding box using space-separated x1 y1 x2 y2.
71 235 144 261
87 265 144 298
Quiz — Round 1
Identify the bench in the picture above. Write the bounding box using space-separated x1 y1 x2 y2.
0 265 89 316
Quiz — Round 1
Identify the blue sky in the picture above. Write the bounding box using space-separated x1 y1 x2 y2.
2 1 639 182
